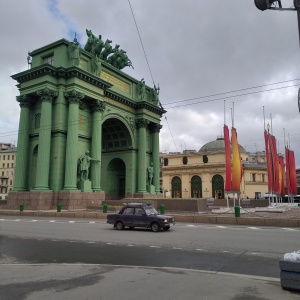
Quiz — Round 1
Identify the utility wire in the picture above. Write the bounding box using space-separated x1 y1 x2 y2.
163 78 300 105
164 84 300 109
1 82 300 138
128 0 155 85
127 0 179 153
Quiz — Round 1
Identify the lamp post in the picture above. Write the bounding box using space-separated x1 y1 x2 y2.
255 1 300 44
255 1 300 113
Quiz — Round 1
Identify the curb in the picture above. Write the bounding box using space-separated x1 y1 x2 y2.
0 210 299 227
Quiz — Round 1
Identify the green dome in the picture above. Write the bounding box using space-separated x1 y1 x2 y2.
199 137 246 153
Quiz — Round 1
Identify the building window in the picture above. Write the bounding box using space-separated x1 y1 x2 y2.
35 113 41 129
7 163 9 168
43 55 54 65
262 174 265 182
1 171 4 176
164 158 169 166
8 155 10 160
203 155 208 163
2 163 4 168
12 155 14 160
182 156 188 165
10 180 12 185
11 171 13 176
252 173 256 182
11 163 14 168
3 155 5 160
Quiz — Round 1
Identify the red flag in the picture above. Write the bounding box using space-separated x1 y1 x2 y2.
278 156 285 196
231 128 242 192
224 125 232 192
285 147 291 194
264 130 273 192
289 150 297 195
269 135 279 193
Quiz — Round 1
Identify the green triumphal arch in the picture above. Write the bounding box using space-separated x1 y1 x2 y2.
8 31 164 209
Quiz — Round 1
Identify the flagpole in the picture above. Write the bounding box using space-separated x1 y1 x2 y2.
263 106 266 130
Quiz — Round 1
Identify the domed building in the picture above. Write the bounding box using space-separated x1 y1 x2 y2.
160 137 268 200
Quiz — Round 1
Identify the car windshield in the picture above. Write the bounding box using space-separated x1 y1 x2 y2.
144 206 158 216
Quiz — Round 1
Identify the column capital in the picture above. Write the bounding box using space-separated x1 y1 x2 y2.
16 94 31 108
37 88 58 103
150 123 162 133
64 90 85 104
136 118 149 129
91 99 106 112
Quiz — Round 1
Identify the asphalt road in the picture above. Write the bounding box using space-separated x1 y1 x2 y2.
1 216 300 300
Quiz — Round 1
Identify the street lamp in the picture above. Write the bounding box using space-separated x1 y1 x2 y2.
255 1 300 113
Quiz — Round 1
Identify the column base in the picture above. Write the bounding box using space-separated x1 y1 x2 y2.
78 180 93 192
147 185 155 194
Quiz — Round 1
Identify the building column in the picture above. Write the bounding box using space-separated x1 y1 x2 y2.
63 90 84 190
34 88 58 191
136 118 149 193
90 99 106 192
151 123 162 194
13 95 31 191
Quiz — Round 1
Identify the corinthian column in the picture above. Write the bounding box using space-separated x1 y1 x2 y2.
136 118 149 193
63 90 84 190
13 95 31 191
34 88 58 191
151 123 162 194
90 99 106 192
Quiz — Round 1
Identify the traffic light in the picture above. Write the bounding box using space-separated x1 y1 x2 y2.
254 0 281 11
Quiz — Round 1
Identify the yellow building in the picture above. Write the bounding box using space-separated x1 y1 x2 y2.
0 143 17 200
160 137 268 200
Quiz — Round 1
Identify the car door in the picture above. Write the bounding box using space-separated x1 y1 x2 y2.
133 207 148 227
121 207 134 227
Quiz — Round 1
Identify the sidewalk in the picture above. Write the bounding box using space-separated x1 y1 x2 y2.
1 205 300 227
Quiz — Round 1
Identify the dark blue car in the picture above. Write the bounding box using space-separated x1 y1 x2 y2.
107 203 175 232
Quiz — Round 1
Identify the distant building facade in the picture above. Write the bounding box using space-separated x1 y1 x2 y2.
0 143 16 200
160 137 268 199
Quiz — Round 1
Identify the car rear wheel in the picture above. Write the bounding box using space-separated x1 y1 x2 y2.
115 221 124 230
151 222 160 232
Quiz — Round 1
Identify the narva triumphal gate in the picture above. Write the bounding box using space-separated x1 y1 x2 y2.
8 30 164 209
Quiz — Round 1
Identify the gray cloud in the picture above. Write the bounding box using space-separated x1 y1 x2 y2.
0 0 299 166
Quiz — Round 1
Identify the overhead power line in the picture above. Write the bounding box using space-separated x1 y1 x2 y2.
163 78 300 105
164 84 300 109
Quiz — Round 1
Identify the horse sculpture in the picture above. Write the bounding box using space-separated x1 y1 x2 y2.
84 29 94 52
100 40 115 60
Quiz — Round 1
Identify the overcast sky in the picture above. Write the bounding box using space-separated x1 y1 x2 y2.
0 0 299 167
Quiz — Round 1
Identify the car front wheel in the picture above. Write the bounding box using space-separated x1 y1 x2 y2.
151 222 160 232
115 221 124 230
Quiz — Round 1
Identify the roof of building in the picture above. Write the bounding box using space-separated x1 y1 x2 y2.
199 137 247 153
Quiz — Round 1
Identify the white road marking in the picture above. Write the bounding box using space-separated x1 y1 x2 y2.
150 246 160 248
0 219 5 221
282 228 297 231
87 241 95 244
217 226 227 228
196 249 208 251
69 221 75 223
173 247 183 250
14 219 20 222
127 244 135 247
106 243 115 245
248 227 260 230
89 221 96 224
222 250 230 253
31 220 37 222
250 252 259 255
49 220 56 223
187 225 196 227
